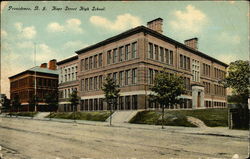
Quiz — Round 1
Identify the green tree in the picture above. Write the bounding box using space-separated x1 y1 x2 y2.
222 60 250 105
149 69 186 129
102 76 120 126
12 94 21 113
69 89 80 122
45 91 58 119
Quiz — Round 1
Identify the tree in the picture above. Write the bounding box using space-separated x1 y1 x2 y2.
12 94 21 113
45 91 58 119
149 69 186 129
221 60 250 105
29 95 38 112
69 89 80 122
1 96 11 113
102 76 120 126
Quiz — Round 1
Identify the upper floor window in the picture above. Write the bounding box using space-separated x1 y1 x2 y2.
113 49 117 63
179 54 190 70
154 45 159 61
107 50 112 65
80 59 84 71
132 42 137 58
119 46 124 62
192 59 200 82
89 56 93 69
148 43 153 59
160 47 164 62
98 53 103 67
85 58 88 70
125 44 130 60
94 55 98 68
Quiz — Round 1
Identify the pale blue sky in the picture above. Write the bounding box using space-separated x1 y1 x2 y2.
1 1 249 96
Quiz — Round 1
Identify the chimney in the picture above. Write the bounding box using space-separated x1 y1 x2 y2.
147 18 163 34
40 63 47 68
184 38 198 50
48 59 57 70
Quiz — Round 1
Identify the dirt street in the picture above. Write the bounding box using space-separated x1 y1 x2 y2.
0 117 248 159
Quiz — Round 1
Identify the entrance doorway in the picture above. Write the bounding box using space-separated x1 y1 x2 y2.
197 92 201 108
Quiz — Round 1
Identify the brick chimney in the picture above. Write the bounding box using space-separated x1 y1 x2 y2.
40 63 47 68
48 59 57 70
184 38 198 50
147 18 163 34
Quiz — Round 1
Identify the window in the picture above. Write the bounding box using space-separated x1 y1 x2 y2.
119 46 124 62
98 53 102 67
119 96 124 110
192 59 200 82
125 44 130 60
113 72 117 84
125 96 131 109
107 50 112 64
165 49 169 64
125 70 130 85
81 59 84 71
119 71 124 86
132 68 137 84
94 55 97 68
85 58 88 70
89 77 93 90
85 78 89 91
132 42 137 58
148 43 153 59
94 76 97 90
99 75 103 90
170 50 173 65
180 54 183 68
160 47 164 62
113 48 117 63
132 95 138 109
180 54 190 70
99 98 103 110
154 45 159 60
89 57 93 69
149 69 154 84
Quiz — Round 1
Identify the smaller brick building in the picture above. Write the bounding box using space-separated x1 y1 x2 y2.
9 59 58 111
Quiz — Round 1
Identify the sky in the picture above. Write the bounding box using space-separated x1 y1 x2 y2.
1 1 249 97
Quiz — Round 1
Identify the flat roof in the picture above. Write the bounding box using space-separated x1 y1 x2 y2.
57 55 78 65
75 26 228 67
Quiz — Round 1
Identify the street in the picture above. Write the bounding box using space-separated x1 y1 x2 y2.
0 117 248 159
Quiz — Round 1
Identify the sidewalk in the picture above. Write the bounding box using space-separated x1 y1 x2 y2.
0 113 248 139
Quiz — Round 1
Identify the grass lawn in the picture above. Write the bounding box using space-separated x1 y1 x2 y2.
47 111 112 122
130 108 228 127
168 108 228 127
129 110 197 127
8 112 38 117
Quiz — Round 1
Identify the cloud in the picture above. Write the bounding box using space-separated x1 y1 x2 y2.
89 13 142 31
170 5 208 34
217 32 240 44
1 1 8 13
47 22 64 32
1 29 7 37
14 22 37 39
35 43 58 63
47 18 83 33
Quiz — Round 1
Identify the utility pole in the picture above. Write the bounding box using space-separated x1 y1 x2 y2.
34 42 37 112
